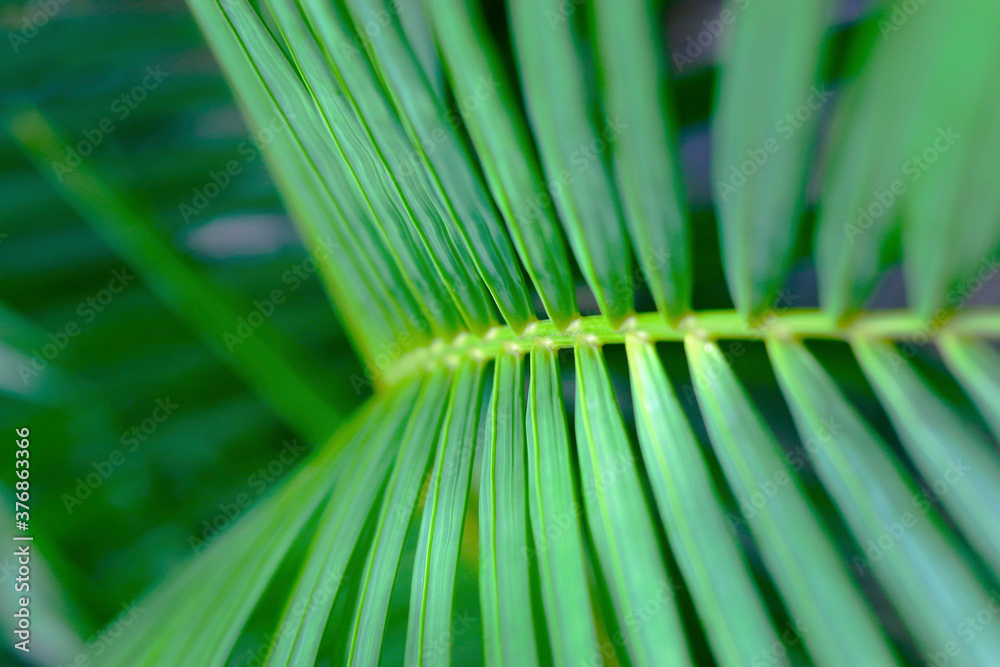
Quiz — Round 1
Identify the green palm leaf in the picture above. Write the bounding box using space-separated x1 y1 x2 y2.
18 0 1000 664
479 352 540 665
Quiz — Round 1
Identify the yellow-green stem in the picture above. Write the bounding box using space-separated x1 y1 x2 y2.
378 307 1000 389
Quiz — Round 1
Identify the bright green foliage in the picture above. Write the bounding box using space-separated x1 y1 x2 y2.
406 359 485 666
687 337 896 666
14 0 1000 664
713 0 834 321
575 343 690 665
527 342 600 665
479 352 540 666
627 337 778 666
816 0 1000 320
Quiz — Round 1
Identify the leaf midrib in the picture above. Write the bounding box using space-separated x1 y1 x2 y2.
376 306 1000 389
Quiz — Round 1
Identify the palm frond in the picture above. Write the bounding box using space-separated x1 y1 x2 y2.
65 0 1000 664
478 352 540 664
770 337 1000 663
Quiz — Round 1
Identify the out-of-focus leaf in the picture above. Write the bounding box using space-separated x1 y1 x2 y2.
853 339 1000 577
939 334 1000 441
509 0 634 324
686 337 895 665
422 0 579 330
713 0 834 319
770 337 1000 661
593 0 692 323
344 0 535 332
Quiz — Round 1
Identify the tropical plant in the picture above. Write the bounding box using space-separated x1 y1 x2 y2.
14 0 1000 664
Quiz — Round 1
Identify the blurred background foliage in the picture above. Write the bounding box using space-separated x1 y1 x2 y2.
1 1 366 661
3 0 1000 665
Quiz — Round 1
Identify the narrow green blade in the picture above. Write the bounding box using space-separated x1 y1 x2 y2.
298 0 498 333
406 359 486 666
186 0 404 361
266 379 421 666
939 334 1000 441
262 0 464 336
347 369 453 665
100 387 386 666
479 352 540 666
897 4 1000 317
526 341 601 665
685 336 895 666
853 339 1000 578
422 0 579 330
220 0 428 343
625 336 779 666
508 0 634 324
395 0 444 101
574 342 691 666
593 0 691 323
344 0 535 332
769 337 1000 662
713 0 833 319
